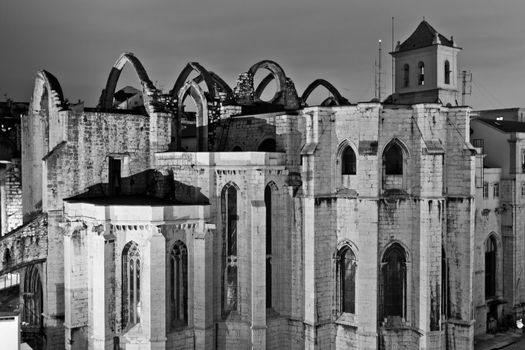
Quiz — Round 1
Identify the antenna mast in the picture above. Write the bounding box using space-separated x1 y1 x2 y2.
461 70 472 106
377 39 383 101
392 17 395 95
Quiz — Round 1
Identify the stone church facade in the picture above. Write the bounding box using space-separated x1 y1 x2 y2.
0 20 522 350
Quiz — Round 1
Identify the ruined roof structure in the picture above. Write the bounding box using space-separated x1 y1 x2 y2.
0 20 523 350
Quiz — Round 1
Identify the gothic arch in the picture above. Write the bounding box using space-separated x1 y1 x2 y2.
301 79 350 106
265 180 279 192
334 239 359 260
177 80 209 151
171 62 220 99
248 60 287 103
337 139 358 159
99 52 156 111
380 240 411 263
222 181 240 194
192 71 233 98
381 138 410 159
31 70 66 113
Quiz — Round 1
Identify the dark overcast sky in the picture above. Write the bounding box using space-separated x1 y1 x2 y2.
1 0 524 109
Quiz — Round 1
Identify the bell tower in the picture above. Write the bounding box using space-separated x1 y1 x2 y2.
390 20 462 106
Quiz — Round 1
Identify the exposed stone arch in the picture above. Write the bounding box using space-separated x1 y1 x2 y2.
99 52 156 111
31 70 67 114
192 71 233 99
177 81 209 151
301 79 350 106
171 62 220 99
248 60 287 103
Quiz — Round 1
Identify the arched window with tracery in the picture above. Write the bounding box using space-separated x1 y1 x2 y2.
403 64 410 87
338 245 357 314
122 241 141 329
444 60 451 85
381 243 407 320
170 241 188 328
222 184 238 315
22 265 43 327
485 236 497 298
418 61 425 85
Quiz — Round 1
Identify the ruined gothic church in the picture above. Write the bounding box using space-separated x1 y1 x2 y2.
0 20 523 350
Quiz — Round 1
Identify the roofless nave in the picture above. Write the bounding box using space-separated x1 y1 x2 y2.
0 20 523 350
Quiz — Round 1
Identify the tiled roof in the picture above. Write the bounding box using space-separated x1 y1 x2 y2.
475 118 525 133
398 20 454 52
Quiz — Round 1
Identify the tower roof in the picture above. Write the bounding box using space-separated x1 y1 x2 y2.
398 20 454 52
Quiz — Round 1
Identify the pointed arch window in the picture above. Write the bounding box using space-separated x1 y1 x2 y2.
338 246 357 314
403 64 410 87
381 243 407 319
383 142 404 175
341 145 356 175
22 265 43 327
222 184 238 315
418 62 425 86
122 241 141 329
485 236 497 298
170 241 188 328
265 185 272 308
444 60 451 85
442 247 450 318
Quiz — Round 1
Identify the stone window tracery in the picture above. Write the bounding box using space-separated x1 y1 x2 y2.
122 241 141 329
170 241 188 328
222 184 238 315
337 245 357 314
22 265 43 327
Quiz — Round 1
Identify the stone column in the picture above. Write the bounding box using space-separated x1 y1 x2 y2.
251 200 266 350
193 223 215 349
303 196 316 350
88 224 106 350
149 226 167 350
